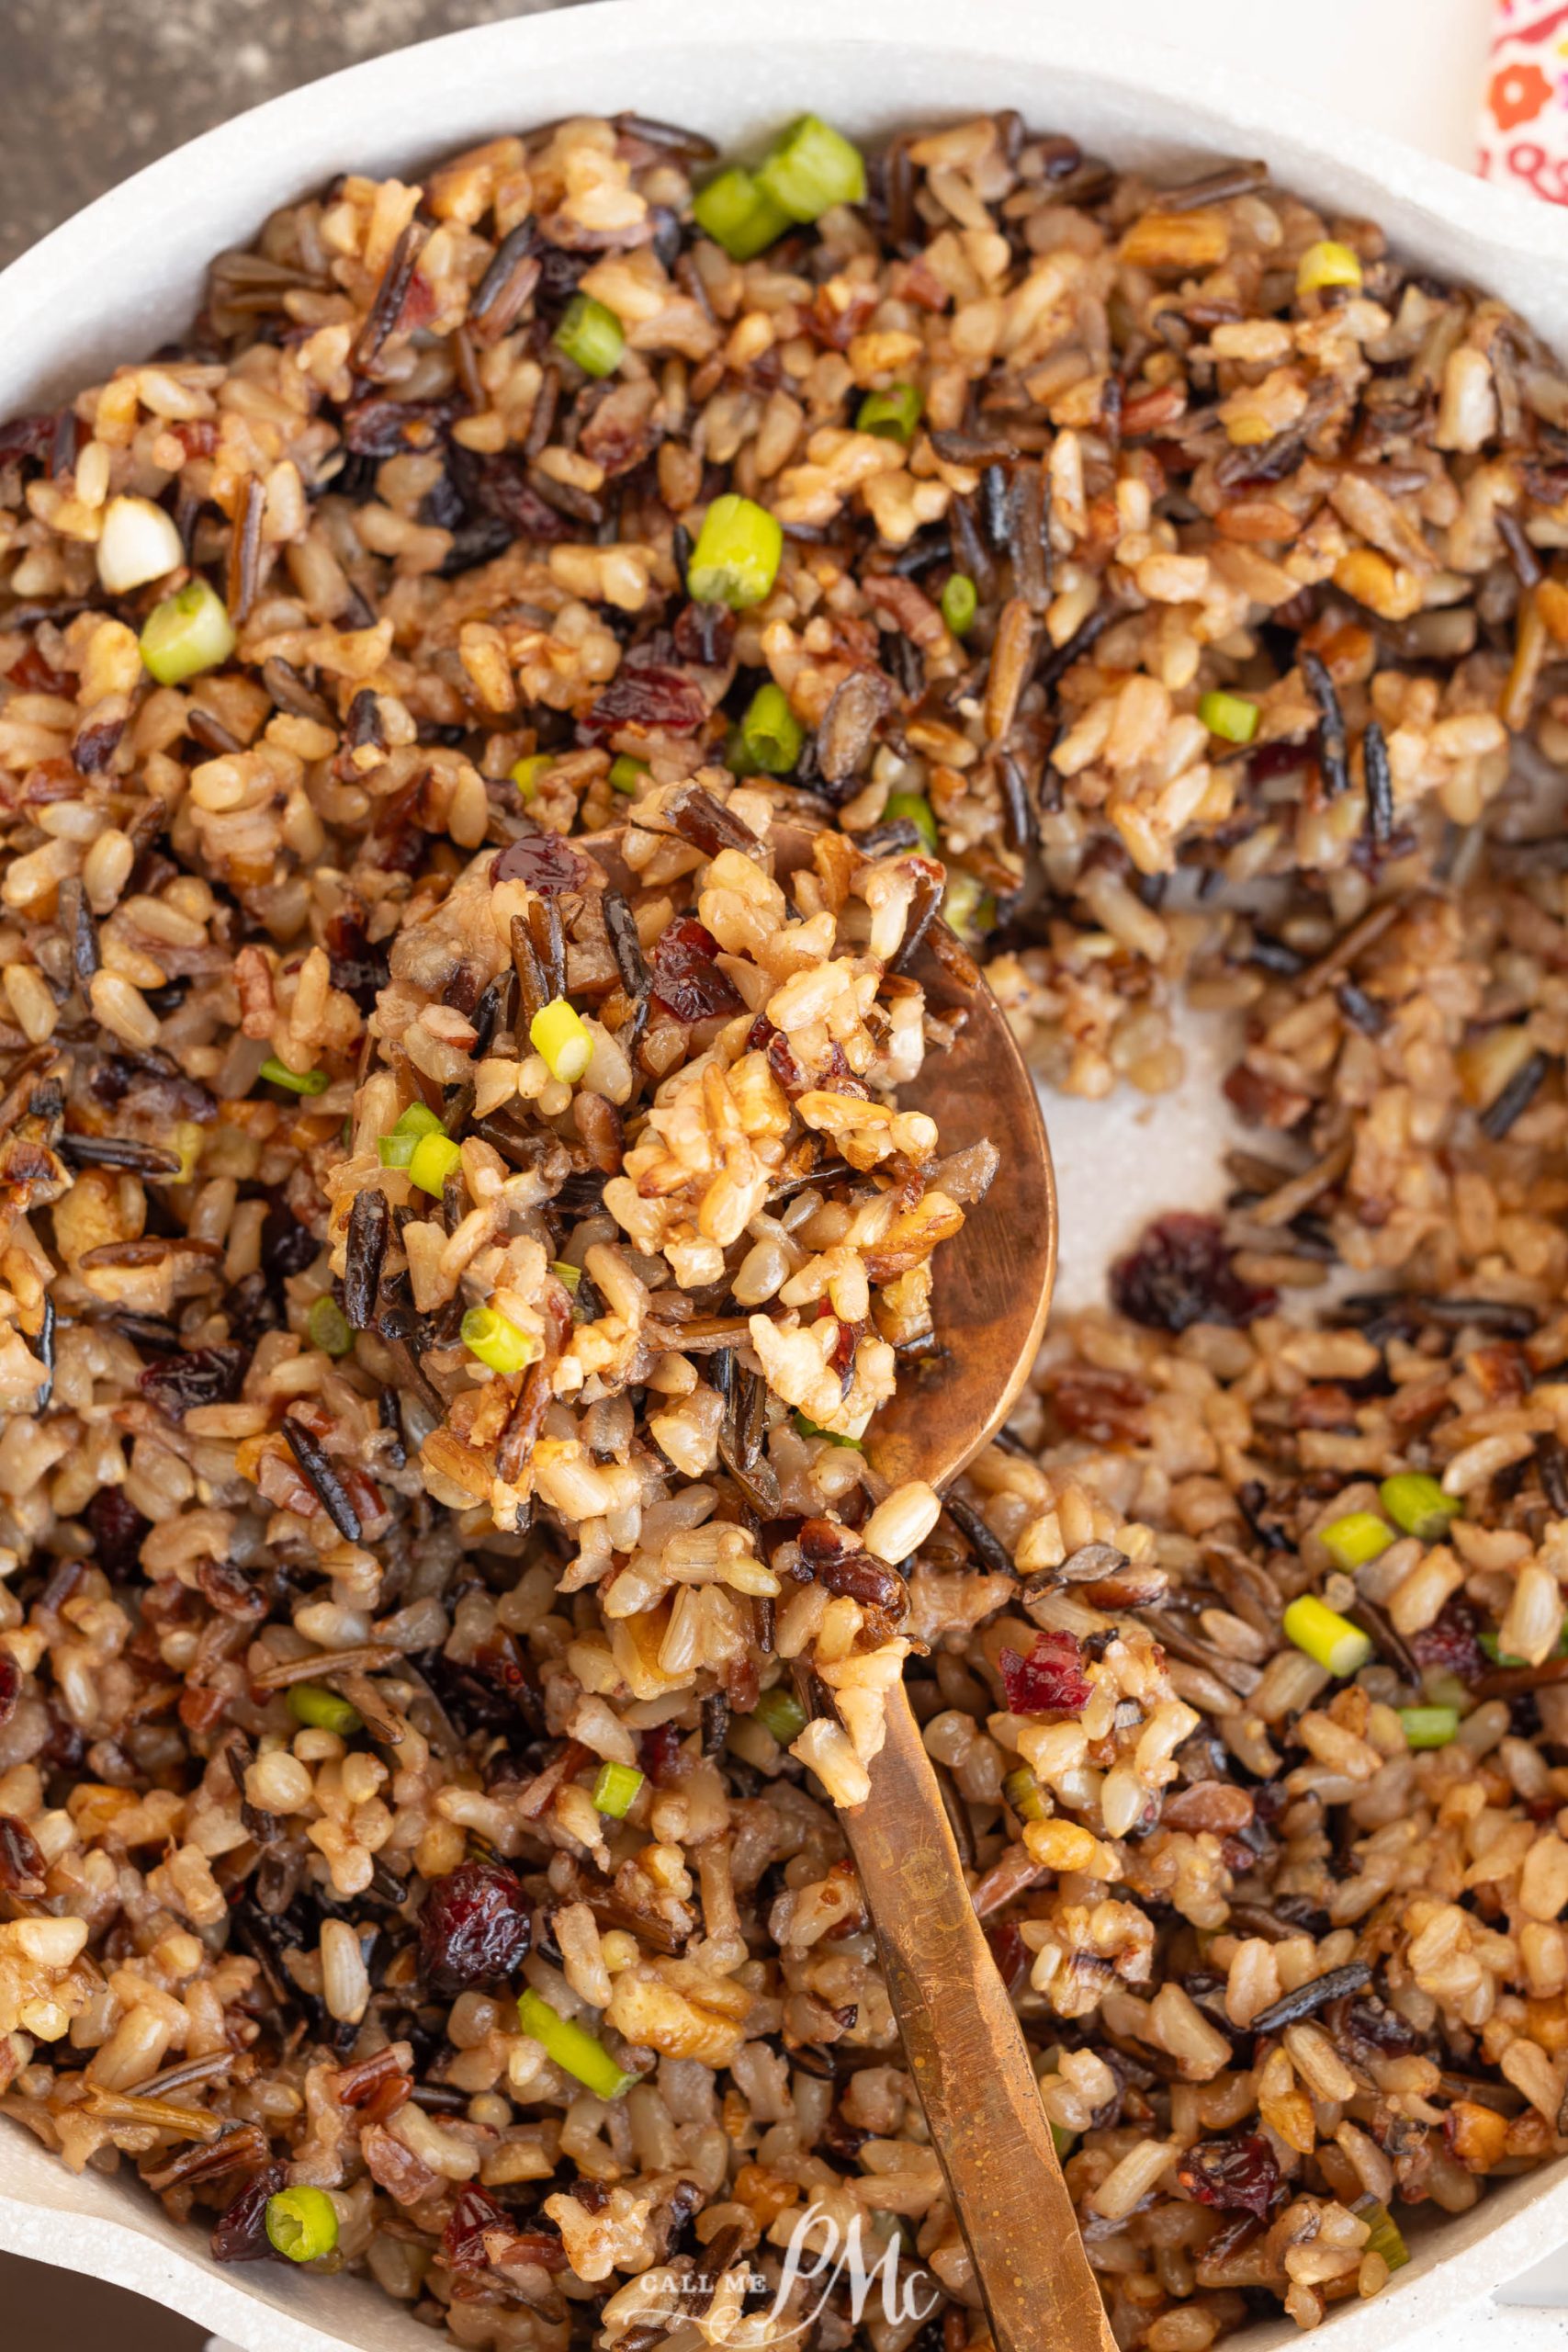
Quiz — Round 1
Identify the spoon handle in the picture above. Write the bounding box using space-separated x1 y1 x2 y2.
840 1683 1118 2352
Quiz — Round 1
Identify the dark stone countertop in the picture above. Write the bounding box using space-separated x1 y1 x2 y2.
0 0 590 268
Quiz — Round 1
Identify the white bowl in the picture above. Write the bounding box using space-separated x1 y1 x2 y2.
5 5 1568 2345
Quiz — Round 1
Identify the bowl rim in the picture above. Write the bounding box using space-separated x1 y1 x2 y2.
3 0 1567 402
4 6 1568 2347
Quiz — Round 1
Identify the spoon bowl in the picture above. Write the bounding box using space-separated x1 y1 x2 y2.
588 811 1108 2352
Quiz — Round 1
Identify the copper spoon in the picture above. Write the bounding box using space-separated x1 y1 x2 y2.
845 939 1118 2352
584 816 1111 2352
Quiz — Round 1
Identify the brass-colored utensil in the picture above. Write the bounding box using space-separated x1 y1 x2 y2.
585 814 1108 2352
850 991 1119 2352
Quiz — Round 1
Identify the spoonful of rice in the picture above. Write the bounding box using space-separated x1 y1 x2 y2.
579 808 1111 2352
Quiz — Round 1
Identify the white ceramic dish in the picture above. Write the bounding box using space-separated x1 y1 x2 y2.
4 4 1568 2344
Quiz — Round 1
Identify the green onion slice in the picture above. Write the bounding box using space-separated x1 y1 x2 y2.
941 572 977 636
1379 1474 1462 1542
592 1761 645 1817
288 1683 364 1736
1319 1510 1393 1571
516 1986 637 2100
554 292 625 377
687 493 783 609
408 1131 463 1196
884 791 938 854
752 1686 807 1745
739 681 804 775
265 2185 340 2263
461 1305 538 1376
308 1296 354 1358
856 384 922 442
141 578 236 686
756 116 867 221
692 166 791 261
1399 1705 1460 1750
1282 1593 1373 1679
1197 690 1260 744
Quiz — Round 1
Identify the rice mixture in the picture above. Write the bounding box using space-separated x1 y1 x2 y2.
3 103 1568 2350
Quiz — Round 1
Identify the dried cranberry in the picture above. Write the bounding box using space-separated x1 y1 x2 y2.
7 644 73 695
325 910 390 1011
137 1345 247 1422
749 1016 807 1095
1043 1367 1149 1445
1247 736 1317 784
445 2183 507 2273
649 919 743 1023
262 1202 323 1283
40 1711 85 1773
462 452 576 544
985 1917 1028 1994
0 1653 18 1728
640 1721 683 1783
417 1858 532 1993
85 1488 150 1579
536 243 590 308
1411 1597 1487 1685
580 664 708 741
0 1814 46 1893
341 393 458 457
1176 2133 1280 2220
210 2161 288 2262
1111 1214 1276 1335
672 602 737 666
0 413 58 469
998 1631 1092 1718
491 833 589 896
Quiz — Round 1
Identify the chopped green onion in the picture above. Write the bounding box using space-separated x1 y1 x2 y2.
265 2184 340 2263
1197 690 1260 745
1480 1625 1568 1668
396 1102 444 1137
517 1986 637 2100
1298 240 1363 297
1003 1765 1049 1824
1319 1510 1393 1571
592 1761 646 1817
258 1057 329 1097
531 997 593 1084
308 1296 354 1358
856 384 922 442
1282 1593 1374 1679
288 1683 362 1736
1399 1705 1460 1750
1352 2196 1409 2273
552 1261 581 1293
688 493 783 609
692 165 791 261
941 572 977 636
461 1305 538 1377
943 869 994 944
752 1685 808 1745
1379 1474 1462 1542
380 1100 442 1168
408 1131 463 1197
140 577 236 686
1049 2119 1077 2161
793 1412 863 1450
739 681 804 775
610 755 649 795
553 292 624 378
512 754 550 804
884 791 939 854
756 116 867 223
